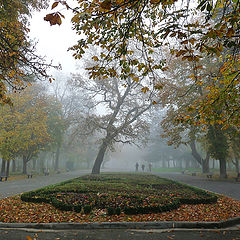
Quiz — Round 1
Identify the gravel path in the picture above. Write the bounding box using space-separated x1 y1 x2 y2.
154 172 240 200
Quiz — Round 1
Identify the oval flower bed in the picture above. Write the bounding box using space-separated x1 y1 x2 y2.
21 173 217 216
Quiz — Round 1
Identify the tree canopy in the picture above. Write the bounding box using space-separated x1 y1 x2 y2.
0 0 57 105
0 85 52 163
45 0 239 129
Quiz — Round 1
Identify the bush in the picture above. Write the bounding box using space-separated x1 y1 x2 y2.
107 207 115 215
83 205 92 214
51 198 73 211
115 207 121 215
74 205 82 213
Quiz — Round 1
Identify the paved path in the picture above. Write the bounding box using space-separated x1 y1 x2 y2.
0 170 90 199
154 172 240 200
0 170 239 239
0 227 239 240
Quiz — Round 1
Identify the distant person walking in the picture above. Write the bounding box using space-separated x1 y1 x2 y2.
135 162 139 172
141 164 145 172
148 163 152 172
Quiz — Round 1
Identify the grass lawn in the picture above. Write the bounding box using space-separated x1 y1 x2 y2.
152 168 201 173
0 173 239 223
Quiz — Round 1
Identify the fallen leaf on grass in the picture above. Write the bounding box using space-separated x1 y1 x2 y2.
0 195 239 223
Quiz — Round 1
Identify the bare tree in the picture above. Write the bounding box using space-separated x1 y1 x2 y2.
72 67 158 174
47 73 95 171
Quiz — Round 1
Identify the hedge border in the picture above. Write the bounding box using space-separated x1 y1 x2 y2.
20 175 218 215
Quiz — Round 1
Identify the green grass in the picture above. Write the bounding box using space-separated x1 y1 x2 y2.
152 167 201 173
21 173 217 215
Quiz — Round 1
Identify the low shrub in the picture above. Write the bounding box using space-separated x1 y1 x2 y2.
83 205 92 214
107 207 115 215
73 205 82 213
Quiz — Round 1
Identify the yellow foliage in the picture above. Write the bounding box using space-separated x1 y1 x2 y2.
0 86 52 160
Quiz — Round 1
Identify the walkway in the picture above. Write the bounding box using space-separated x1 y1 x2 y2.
154 172 240 200
0 170 90 199
0 228 239 240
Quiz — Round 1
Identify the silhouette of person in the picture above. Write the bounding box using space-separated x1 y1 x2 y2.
148 163 152 172
135 162 139 172
141 164 145 172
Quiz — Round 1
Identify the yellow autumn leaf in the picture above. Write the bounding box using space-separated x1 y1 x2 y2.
92 56 99 61
51 1 59 9
150 0 161 4
133 76 139 82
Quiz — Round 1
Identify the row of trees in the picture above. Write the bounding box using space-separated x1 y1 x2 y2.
0 0 239 176
42 0 239 176
145 117 240 177
0 85 64 175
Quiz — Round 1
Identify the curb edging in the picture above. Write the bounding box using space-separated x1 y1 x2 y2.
0 217 239 230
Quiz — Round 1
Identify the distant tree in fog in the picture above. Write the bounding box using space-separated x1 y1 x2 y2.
71 61 158 174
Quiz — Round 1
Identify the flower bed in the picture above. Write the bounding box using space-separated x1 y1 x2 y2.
21 173 217 215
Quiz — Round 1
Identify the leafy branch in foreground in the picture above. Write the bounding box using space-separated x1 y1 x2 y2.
45 0 239 129
0 0 59 105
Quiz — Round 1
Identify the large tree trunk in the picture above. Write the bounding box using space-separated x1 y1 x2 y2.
190 140 202 164
22 155 28 174
189 140 210 173
6 160 10 177
202 152 210 173
1 159 6 176
91 142 108 174
54 143 61 171
219 157 227 178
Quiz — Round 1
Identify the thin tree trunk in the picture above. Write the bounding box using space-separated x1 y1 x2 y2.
235 159 239 174
12 159 16 172
22 155 27 174
6 160 10 177
92 142 108 174
185 159 190 169
33 159 36 170
232 158 239 175
172 160 176 168
180 159 183 169
219 157 227 178
39 152 46 173
1 159 6 176
54 142 61 171
212 159 215 169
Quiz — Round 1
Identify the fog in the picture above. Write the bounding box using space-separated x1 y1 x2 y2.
0 2 239 181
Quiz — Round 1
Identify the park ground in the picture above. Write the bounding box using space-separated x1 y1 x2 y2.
0 170 239 240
